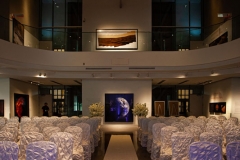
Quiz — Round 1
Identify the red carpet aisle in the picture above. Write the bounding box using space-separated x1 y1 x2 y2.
104 135 138 160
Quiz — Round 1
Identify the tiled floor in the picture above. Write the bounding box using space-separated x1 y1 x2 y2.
92 125 151 160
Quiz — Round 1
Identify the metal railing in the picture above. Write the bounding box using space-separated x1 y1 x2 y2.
0 15 239 52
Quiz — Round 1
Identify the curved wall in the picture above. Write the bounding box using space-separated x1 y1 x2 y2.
0 39 240 71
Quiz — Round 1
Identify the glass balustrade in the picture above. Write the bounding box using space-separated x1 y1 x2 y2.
0 15 239 52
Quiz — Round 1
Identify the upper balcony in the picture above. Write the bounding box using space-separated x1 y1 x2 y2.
0 15 240 85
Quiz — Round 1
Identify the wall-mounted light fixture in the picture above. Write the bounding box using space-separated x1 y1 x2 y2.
38 73 46 78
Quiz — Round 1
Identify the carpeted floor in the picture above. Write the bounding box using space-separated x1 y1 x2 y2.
91 126 151 160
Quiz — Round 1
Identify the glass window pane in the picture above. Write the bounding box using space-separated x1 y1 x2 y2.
54 96 57 99
178 96 181 99
42 0 52 27
190 90 193 94
176 28 190 50
53 28 66 50
54 90 57 95
66 0 82 26
53 0 65 26
50 90 52 94
178 90 181 95
186 90 189 95
176 0 189 26
41 28 52 41
190 28 201 41
58 90 61 95
190 0 201 27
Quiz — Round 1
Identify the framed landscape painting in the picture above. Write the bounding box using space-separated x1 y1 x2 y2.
105 93 134 122
96 29 138 50
14 93 29 118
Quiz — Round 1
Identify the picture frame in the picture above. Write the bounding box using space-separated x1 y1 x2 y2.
168 101 179 116
0 100 4 116
14 93 29 118
154 101 165 116
209 102 226 113
105 93 134 123
96 29 138 50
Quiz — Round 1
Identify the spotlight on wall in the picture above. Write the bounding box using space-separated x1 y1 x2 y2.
30 81 40 85
38 73 47 78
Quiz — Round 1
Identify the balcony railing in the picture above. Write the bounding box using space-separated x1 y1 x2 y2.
0 15 239 52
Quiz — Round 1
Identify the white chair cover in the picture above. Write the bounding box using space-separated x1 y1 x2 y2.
20 116 31 123
151 123 166 160
56 122 70 132
226 140 240 160
21 126 39 134
43 126 61 141
68 117 82 126
171 132 194 160
200 132 223 148
141 118 151 147
189 141 222 160
26 141 57 160
205 123 224 135
209 116 217 120
184 125 202 142
229 117 238 125
1 126 18 142
37 122 53 133
0 118 5 130
164 118 176 126
0 131 14 141
226 132 240 145
0 141 19 160
65 126 84 160
19 132 44 160
159 126 179 160
91 117 101 147
147 120 158 153
218 115 227 125
31 116 41 124
137 116 145 141
85 119 95 153
171 122 185 132
5 122 19 128
190 121 205 131
8 117 19 123
180 118 191 126
76 122 91 160
50 132 73 160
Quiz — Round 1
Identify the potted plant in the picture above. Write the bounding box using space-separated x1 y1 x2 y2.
89 102 104 117
132 103 148 117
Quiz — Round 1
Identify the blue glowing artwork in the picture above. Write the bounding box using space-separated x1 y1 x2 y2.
105 93 133 122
